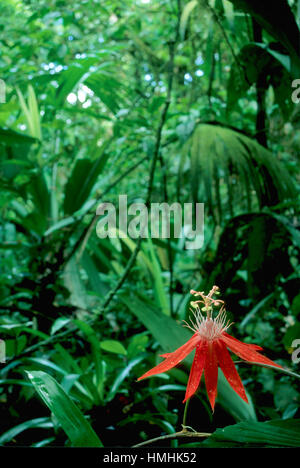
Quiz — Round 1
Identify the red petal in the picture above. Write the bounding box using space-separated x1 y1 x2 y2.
222 332 263 351
183 341 207 403
204 342 219 411
137 333 200 381
222 334 283 368
215 340 248 403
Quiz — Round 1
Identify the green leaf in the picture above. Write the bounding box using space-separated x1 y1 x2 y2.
64 257 88 310
144 239 170 315
203 419 300 447
25 371 103 447
227 43 294 117
0 417 53 445
73 319 105 402
44 216 77 236
51 318 71 335
55 56 100 106
0 378 33 387
127 333 149 360
283 323 300 351
5 335 27 357
100 340 127 355
16 85 42 140
27 172 51 223
22 357 70 377
180 0 197 39
182 123 296 219
32 437 56 447
84 70 124 114
228 0 300 77
274 382 298 414
107 355 144 402
240 293 273 329
54 344 96 404
0 127 37 145
63 141 110 215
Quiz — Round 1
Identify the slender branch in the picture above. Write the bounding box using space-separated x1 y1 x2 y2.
252 18 267 148
158 151 174 316
157 0 182 317
207 47 216 108
132 430 211 448
98 26 178 315
203 0 249 86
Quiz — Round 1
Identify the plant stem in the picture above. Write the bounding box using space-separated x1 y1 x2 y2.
182 398 190 429
132 430 211 448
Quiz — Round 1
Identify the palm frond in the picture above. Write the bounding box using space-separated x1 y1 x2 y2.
179 123 296 220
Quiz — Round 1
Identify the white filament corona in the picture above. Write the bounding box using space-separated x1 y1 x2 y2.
183 306 232 341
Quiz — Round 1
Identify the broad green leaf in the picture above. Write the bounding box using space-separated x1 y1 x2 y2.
227 43 293 117
283 323 300 351
64 257 88 310
25 371 103 447
127 333 149 360
256 44 291 73
180 0 197 39
203 419 300 447
5 336 27 357
100 340 127 355
63 141 110 215
51 318 71 335
0 127 37 145
27 172 51 222
0 127 36 180
228 0 300 77
80 252 106 295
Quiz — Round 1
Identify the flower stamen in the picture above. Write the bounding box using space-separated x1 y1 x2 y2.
184 288 232 341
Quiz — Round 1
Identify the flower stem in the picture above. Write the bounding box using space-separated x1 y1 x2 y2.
182 399 190 430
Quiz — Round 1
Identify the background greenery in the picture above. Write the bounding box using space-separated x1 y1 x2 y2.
0 0 299 447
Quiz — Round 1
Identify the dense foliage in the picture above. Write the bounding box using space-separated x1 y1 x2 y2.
0 0 299 448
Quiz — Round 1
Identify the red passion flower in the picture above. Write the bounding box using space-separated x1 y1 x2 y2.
138 286 282 411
